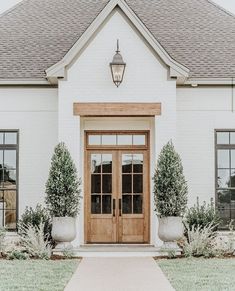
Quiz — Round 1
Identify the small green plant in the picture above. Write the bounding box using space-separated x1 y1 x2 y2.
45 142 81 217
18 204 52 242
185 197 221 231
166 248 177 259
63 247 75 259
153 141 188 217
0 227 6 257
18 222 52 259
7 250 29 260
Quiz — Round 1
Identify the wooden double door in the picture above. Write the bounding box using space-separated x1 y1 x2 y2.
85 148 149 243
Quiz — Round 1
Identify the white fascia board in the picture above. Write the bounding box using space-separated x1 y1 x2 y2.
46 0 189 81
0 79 51 85
185 78 235 85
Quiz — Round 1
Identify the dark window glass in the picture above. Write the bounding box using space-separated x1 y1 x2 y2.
102 154 112 173
133 175 143 193
122 175 132 193
133 154 143 173
91 195 101 214
102 175 112 193
122 154 132 173
91 175 101 193
133 195 142 214
102 195 111 214
122 195 132 214
216 131 235 229
0 131 18 230
91 154 101 173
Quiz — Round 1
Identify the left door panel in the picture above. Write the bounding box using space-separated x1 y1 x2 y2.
86 151 117 243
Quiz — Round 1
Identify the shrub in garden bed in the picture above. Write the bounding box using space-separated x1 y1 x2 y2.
184 197 221 231
18 204 53 243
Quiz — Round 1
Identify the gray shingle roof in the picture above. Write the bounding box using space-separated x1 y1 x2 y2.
0 0 234 79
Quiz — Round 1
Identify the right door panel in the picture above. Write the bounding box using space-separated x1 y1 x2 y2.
118 151 149 243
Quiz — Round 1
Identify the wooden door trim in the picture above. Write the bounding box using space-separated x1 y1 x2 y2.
74 102 161 117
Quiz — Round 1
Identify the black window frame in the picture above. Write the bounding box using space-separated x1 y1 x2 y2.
0 130 19 231
215 129 235 229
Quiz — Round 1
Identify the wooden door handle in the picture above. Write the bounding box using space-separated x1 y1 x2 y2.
119 199 122 216
113 199 116 217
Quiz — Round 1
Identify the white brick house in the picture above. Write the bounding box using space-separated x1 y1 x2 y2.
0 0 235 247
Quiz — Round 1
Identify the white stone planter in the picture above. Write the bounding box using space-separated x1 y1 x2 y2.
158 216 184 243
52 217 76 250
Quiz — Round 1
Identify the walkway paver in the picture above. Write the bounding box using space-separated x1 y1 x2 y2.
64 257 175 291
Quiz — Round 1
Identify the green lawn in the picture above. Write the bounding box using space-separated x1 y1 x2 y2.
158 258 235 291
0 259 79 291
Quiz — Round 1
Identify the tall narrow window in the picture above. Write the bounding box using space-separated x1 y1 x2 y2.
0 131 18 230
216 130 235 228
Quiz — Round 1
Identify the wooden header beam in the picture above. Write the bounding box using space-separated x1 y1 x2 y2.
73 102 161 117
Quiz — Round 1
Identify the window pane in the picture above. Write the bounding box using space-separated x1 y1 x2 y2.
133 195 143 214
217 207 230 229
5 210 16 229
218 150 230 168
133 154 143 173
122 154 132 173
218 189 230 204
91 195 101 214
217 132 229 144
4 190 16 209
231 132 235 144
133 175 143 193
91 175 101 193
4 150 16 170
91 154 101 173
231 150 235 168
133 135 145 145
102 175 112 193
218 169 230 188
89 135 101 145
102 195 111 214
0 133 3 145
0 150 3 167
122 195 132 214
102 154 112 173
117 135 132 145
102 135 116 145
231 170 235 187
5 133 17 145
231 190 235 201
122 175 132 193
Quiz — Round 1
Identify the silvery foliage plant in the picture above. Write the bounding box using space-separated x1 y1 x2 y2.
153 141 188 217
45 142 82 217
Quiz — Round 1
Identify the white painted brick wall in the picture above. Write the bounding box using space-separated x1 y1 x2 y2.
0 87 58 215
177 87 235 206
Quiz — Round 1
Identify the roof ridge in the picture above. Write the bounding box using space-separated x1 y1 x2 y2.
206 0 235 19
0 0 25 18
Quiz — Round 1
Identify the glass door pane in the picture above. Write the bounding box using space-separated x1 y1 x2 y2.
121 153 143 214
91 154 113 214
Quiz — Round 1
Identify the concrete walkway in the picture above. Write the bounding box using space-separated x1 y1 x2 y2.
64 257 175 291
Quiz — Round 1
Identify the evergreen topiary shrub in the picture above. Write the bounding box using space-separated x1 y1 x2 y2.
153 141 188 217
45 142 81 217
